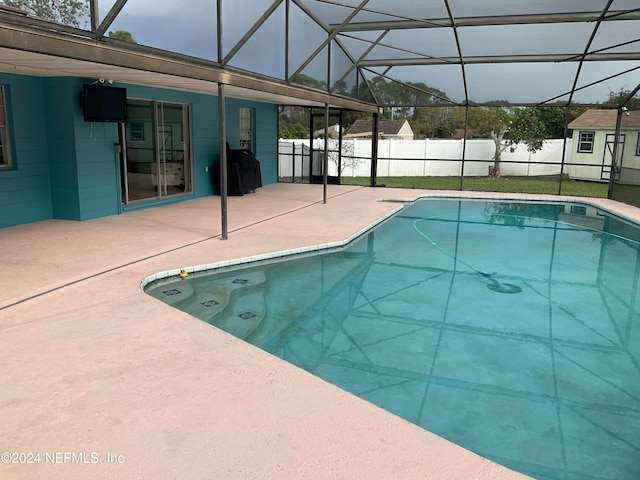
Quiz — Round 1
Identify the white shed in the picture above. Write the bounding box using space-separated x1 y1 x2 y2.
568 109 640 182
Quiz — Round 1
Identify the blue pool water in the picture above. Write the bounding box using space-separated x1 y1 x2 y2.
146 199 640 480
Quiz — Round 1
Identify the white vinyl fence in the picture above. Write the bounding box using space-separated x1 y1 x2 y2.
278 138 573 179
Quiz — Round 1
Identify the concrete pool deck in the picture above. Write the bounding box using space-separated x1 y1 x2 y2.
2 183 638 480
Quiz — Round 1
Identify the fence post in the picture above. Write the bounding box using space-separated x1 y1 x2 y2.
370 112 379 186
423 138 428 176
459 104 469 190
292 142 296 183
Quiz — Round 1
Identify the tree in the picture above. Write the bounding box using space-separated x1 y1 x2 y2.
489 124 511 178
487 107 549 178
290 74 326 91
483 106 581 178
370 77 450 120
324 139 362 177
459 106 512 177
278 106 309 139
5 0 89 28
411 106 456 138
108 30 136 43
279 121 308 139
483 202 565 228
462 106 509 138
607 88 640 110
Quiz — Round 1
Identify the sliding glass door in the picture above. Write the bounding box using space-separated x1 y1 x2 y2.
121 100 192 204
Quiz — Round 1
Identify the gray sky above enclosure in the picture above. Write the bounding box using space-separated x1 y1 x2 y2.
1 0 639 109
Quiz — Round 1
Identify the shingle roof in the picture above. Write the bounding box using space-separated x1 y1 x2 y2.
568 109 640 129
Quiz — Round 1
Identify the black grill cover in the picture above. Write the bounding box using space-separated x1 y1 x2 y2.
214 144 262 196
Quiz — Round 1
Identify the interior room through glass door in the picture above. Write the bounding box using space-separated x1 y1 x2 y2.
121 100 192 204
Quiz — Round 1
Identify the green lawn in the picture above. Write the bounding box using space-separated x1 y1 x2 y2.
338 175 609 198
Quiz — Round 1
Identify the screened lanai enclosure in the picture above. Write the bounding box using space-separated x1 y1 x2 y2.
2 2 640 478
1 0 639 208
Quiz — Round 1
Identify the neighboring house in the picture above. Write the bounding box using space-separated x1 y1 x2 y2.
568 109 640 182
345 119 414 140
313 123 342 138
0 73 278 228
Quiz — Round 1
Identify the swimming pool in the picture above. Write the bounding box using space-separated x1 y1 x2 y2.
145 198 640 480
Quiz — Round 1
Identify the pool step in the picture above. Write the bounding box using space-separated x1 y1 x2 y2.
149 271 267 339
189 271 267 339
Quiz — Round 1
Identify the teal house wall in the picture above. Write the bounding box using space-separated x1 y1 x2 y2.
0 72 279 228
0 73 52 227
46 77 82 220
225 98 278 186
46 76 121 221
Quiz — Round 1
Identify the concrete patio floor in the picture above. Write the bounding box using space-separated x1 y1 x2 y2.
2 183 638 480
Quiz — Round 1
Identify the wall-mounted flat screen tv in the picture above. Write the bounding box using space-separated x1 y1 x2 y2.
81 83 128 122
